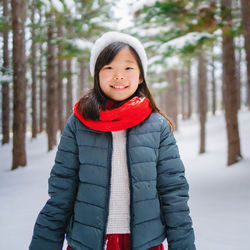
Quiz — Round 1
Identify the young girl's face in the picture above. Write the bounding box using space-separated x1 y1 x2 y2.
99 47 142 102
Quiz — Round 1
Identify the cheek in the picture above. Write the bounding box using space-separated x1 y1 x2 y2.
99 71 111 83
127 71 140 81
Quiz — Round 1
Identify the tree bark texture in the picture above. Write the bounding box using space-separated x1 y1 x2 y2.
2 0 10 145
235 37 242 110
180 70 187 120
165 70 178 130
77 57 89 100
211 52 217 115
46 14 57 151
39 41 44 132
187 62 192 119
198 52 207 154
11 0 27 169
38 8 44 133
66 58 73 119
57 22 64 133
221 0 242 165
241 0 250 109
66 26 73 119
39 43 44 133
31 0 37 138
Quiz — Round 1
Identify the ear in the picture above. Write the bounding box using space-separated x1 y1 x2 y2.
139 76 143 84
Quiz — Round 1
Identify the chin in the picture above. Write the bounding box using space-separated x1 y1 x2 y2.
111 98 127 102
106 95 127 101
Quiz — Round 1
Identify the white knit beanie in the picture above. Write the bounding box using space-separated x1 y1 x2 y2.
89 31 147 77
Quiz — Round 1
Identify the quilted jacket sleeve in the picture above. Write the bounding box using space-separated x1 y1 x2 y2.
29 115 79 250
157 118 196 250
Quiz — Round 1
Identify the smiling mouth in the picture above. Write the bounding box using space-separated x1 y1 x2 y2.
110 85 128 89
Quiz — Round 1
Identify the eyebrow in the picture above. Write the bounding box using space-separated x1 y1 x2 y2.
124 60 136 64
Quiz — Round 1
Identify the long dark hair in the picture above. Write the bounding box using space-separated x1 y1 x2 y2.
77 42 174 130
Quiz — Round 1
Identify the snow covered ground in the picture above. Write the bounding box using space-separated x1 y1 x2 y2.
0 110 249 250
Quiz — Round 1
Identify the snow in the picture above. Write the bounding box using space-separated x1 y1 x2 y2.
129 0 157 13
149 63 166 74
41 0 77 14
73 38 93 51
40 0 50 9
141 26 173 37
41 0 65 13
51 0 64 12
159 32 214 53
148 55 182 73
111 0 134 30
151 81 169 89
0 110 250 250
64 0 75 10
175 110 250 250
0 74 12 82
145 32 216 74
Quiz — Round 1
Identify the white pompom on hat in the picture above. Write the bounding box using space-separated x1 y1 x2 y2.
89 31 148 77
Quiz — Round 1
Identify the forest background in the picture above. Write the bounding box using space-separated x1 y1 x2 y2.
0 0 250 249
1 0 250 168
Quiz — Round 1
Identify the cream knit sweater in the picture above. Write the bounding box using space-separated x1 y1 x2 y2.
106 130 130 234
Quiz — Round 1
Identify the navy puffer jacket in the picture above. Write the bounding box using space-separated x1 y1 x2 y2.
29 112 195 250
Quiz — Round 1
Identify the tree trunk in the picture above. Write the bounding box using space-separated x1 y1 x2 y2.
235 36 242 110
77 57 89 99
66 58 73 118
46 13 57 151
66 25 73 119
165 69 178 130
221 0 242 165
180 73 186 120
31 0 37 138
38 8 44 133
221 72 226 110
11 0 27 170
198 52 207 154
2 0 10 145
57 22 64 133
241 0 250 109
187 61 192 119
78 58 84 100
211 47 217 115
39 41 44 133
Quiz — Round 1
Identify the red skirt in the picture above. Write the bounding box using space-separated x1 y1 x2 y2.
67 233 164 250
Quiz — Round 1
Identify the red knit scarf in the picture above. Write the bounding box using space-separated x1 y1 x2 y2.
73 97 152 132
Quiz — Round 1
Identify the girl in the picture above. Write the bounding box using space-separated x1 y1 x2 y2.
29 31 195 250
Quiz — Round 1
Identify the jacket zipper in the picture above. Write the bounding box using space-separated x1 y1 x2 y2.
102 132 113 250
126 129 133 250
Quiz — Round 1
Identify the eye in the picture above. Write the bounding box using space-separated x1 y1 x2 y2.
104 66 112 70
125 67 133 70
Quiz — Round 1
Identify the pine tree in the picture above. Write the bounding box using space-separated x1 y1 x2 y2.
221 0 242 165
240 0 250 108
11 0 27 169
197 52 207 154
46 12 57 151
30 0 38 138
1 0 10 145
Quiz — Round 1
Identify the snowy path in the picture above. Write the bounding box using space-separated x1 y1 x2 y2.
176 111 250 250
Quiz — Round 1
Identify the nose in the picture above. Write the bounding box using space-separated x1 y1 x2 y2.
113 70 124 80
